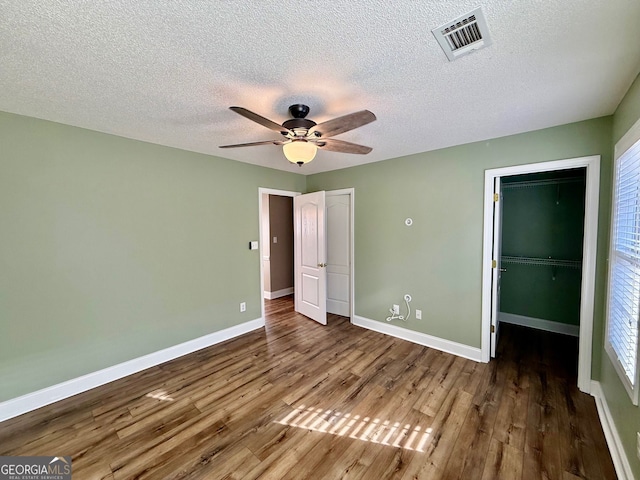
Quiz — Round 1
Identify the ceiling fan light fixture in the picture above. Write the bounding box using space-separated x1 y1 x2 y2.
283 140 317 166
221 104 376 164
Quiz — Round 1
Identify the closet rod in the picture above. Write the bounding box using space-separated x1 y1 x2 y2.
501 176 585 190
501 255 582 269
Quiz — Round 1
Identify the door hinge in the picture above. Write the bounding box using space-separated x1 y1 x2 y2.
491 325 495 333
493 193 499 202
492 259 497 268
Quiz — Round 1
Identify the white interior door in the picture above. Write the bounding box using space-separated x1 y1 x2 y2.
326 194 350 316
490 177 503 357
294 191 327 325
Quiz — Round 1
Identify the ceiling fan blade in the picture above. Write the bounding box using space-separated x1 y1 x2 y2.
219 140 285 148
316 138 372 154
229 107 290 134
309 110 376 138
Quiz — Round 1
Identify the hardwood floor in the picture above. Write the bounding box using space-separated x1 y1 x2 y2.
0 297 616 479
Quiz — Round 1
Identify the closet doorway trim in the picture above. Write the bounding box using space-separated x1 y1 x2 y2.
480 155 600 394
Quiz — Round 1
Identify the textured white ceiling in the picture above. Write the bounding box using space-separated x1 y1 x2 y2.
1 1 639 174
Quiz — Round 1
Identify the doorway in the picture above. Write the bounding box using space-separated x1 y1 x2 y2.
261 194 295 301
481 156 600 393
258 188 354 325
259 188 300 323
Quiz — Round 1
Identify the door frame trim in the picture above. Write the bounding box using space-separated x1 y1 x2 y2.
258 188 301 322
490 176 502 358
326 188 355 319
480 155 600 394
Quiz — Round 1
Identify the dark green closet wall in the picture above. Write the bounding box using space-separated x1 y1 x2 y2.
500 169 586 326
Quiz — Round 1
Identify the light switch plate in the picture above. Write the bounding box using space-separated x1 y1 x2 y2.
249 241 259 250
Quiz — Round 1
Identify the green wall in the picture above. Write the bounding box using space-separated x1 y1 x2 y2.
600 71 640 479
0 111 305 401
613 73 640 144
307 117 613 367
1 76 636 473
500 171 586 325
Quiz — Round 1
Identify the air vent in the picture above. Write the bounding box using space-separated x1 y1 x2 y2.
432 7 492 61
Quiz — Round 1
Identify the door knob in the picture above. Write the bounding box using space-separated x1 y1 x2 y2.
317 263 327 268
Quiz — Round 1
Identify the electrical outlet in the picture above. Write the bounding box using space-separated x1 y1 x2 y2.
416 309 422 320
240 302 246 313
393 304 400 315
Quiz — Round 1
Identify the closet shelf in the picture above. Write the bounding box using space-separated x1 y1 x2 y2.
501 176 585 190
501 255 582 269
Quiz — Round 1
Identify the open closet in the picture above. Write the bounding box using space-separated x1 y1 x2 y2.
498 167 586 337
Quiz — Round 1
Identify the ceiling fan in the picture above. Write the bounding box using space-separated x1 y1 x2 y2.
220 104 376 166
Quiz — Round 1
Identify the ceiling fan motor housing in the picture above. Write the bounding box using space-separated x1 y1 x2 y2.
281 104 316 134
282 118 316 131
288 104 310 118
283 105 316 132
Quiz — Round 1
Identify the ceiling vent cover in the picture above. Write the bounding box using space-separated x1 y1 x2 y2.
432 7 492 61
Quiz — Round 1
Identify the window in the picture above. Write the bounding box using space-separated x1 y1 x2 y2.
606 119 640 404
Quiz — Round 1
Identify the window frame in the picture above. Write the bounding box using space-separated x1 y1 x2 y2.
605 117 640 405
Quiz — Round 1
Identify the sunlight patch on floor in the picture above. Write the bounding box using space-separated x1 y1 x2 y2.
275 404 432 451
145 390 174 402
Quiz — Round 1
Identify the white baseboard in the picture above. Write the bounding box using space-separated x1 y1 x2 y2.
590 381 634 480
352 315 482 362
499 312 580 337
0 317 264 423
264 287 294 300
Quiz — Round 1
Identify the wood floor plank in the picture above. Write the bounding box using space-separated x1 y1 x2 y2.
361 441 418 479
554 380 592 479
0 298 615 480
116 399 201 440
441 392 499 480
8 418 114 458
522 367 563 480
481 438 524 480
316 434 378 479
492 381 528 450
424 388 473 462
562 471 584 480
279 435 356 480
69 460 114 480
0 411 96 454
417 355 467 417
190 444 261 480
89 366 176 417
453 356 488 396
578 393 618 480
242 427 324 480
